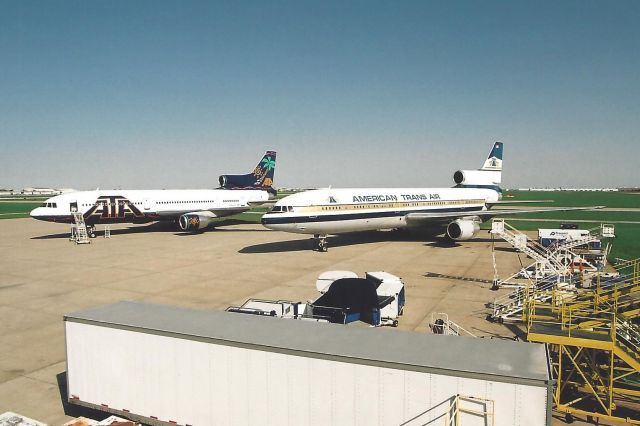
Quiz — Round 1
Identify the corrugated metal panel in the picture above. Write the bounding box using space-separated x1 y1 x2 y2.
65 301 548 386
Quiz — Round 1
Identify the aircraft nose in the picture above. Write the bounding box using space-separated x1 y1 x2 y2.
30 207 45 220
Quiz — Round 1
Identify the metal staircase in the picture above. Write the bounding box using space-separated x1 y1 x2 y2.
490 275 569 322
491 221 614 289
71 211 90 244
615 319 640 373
491 219 566 276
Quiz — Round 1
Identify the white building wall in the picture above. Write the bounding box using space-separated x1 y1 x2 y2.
66 322 548 426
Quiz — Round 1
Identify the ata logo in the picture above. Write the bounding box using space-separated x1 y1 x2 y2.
84 196 145 220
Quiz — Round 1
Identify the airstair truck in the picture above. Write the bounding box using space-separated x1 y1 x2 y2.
65 301 552 426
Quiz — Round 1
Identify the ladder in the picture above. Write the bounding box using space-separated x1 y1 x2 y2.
71 211 90 244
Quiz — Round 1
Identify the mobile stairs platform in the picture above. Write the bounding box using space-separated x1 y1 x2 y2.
70 211 90 244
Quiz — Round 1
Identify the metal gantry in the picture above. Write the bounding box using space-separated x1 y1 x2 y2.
525 259 640 424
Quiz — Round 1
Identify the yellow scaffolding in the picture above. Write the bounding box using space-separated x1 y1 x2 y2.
526 259 640 424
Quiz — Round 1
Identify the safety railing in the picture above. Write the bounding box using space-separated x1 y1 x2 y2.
616 319 640 363
527 297 615 339
491 274 564 321
430 313 477 337
446 395 494 426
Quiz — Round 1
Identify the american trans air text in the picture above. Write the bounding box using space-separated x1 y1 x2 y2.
352 194 441 203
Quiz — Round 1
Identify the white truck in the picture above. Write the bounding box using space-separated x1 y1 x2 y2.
227 271 405 326
65 301 552 426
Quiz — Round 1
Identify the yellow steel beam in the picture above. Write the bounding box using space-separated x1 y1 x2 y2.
614 368 639 381
557 405 640 425
614 346 640 374
563 345 610 414
612 387 640 397
528 332 614 350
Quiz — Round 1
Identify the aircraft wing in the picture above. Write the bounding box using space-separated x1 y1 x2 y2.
485 200 553 207
405 205 604 224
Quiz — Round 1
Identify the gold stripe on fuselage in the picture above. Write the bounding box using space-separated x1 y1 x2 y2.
293 199 486 213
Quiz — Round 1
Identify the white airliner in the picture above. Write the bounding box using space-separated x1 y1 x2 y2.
31 151 277 236
261 143 601 251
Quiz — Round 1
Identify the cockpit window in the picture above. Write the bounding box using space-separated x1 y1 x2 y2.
269 205 294 213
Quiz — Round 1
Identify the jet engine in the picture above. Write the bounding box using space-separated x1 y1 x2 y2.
179 212 216 232
453 170 501 186
219 174 256 189
446 219 480 241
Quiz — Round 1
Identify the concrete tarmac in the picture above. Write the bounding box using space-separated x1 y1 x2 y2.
0 218 580 424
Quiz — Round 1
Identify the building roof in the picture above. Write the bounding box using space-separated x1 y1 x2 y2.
65 301 549 386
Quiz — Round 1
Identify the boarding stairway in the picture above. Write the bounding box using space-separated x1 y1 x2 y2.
491 219 566 279
491 221 614 289
489 221 618 322
70 211 90 244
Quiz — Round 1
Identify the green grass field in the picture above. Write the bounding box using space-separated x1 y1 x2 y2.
0 201 43 218
502 190 640 208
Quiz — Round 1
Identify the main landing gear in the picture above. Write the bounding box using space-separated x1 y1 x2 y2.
87 225 97 238
314 234 328 252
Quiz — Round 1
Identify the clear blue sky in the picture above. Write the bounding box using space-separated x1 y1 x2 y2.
1 1 638 189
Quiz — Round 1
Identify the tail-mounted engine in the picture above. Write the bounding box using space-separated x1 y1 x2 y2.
453 170 501 186
219 174 256 189
446 219 481 241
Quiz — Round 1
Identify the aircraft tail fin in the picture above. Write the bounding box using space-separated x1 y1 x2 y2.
219 151 277 192
481 142 503 171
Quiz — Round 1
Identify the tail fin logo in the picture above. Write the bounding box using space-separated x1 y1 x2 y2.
481 142 503 171
253 152 276 187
